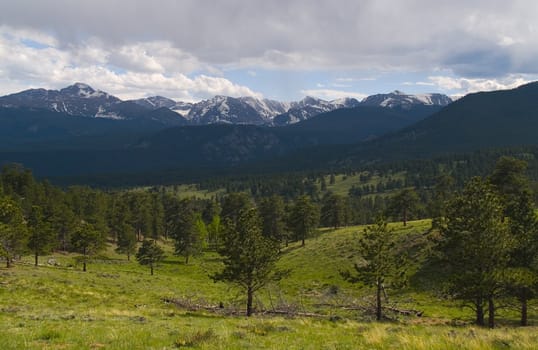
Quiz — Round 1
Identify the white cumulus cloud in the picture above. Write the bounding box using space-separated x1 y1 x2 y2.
0 26 260 101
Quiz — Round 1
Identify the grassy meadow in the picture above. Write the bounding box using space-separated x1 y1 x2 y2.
1 220 537 349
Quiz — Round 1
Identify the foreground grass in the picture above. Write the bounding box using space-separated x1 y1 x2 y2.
1 220 537 349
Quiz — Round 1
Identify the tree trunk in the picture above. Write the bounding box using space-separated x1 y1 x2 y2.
185 254 189 265
521 297 528 326
6 257 11 268
247 287 254 317
150 263 154 276
127 252 130 261
62 232 67 251
403 208 407 226
376 279 382 321
83 247 87 272
475 297 484 326
487 297 495 329
34 251 38 267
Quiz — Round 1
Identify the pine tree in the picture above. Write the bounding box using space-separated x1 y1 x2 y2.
490 157 538 326
341 217 409 320
258 195 288 246
220 192 252 226
288 195 319 246
439 177 512 328
27 205 55 266
320 192 347 229
0 196 28 268
171 199 205 264
212 208 285 316
136 239 165 275
149 193 165 239
115 222 137 261
71 221 105 272
388 188 420 226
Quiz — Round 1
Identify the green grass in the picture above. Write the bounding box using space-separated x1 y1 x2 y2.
1 220 537 349
322 171 406 197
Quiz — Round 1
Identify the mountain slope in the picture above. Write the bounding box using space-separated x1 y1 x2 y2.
0 103 440 178
0 84 188 126
345 82 538 162
278 105 441 144
0 106 184 151
0 83 120 117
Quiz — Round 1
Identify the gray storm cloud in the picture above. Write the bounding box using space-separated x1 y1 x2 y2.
1 0 537 75
1 0 537 100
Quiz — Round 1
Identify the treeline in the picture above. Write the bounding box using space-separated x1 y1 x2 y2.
0 164 321 268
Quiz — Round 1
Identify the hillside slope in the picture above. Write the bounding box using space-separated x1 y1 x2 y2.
346 82 538 161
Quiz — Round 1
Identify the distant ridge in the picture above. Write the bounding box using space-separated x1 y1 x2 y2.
0 83 453 126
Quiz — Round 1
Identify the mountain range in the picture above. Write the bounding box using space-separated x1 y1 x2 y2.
0 83 452 127
3 81 537 185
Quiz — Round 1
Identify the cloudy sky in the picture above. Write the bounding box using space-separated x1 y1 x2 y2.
1 0 537 102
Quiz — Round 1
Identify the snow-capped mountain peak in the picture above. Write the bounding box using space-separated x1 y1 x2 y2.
330 97 361 109
0 83 454 127
361 91 452 109
59 82 108 99
133 96 177 109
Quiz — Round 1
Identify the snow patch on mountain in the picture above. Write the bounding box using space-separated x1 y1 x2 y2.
361 91 452 109
0 83 454 127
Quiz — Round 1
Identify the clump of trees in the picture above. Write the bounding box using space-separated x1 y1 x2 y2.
434 157 538 328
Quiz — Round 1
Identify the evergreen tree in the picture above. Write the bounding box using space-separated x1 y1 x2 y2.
171 199 205 264
320 192 347 229
108 194 132 243
130 192 152 241
329 174 336 185
0 164 35 205
136 239 165 275
430 174 455 229
341 217 409 321
490 157 538 326
71 221 105 272
439 177 512 328
288 195 319 246
115 222 137 261
27 205 55 266
163 194 180 240
258 195 288 246
149 193 165 239
49 200 76 252
202 200 221 225
212 208 285 316
388 188 420 226
490 156 529 220
220 192 252 226
0 196 28 268
320 176 327 191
